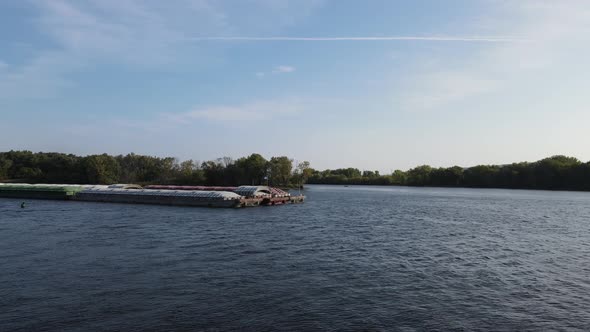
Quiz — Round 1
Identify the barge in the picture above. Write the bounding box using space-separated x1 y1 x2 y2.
143 185 300 206
0 183 305 208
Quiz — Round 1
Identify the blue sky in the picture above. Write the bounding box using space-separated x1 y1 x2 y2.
1 0 589 171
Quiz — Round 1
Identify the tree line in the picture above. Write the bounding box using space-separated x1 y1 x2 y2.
0 151 311 187
307 155 590 191
1 151 589 191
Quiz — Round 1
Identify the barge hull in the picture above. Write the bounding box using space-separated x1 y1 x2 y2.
0 191 74 200
73 193 241 208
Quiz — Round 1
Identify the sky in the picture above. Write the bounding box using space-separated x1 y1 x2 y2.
1 0 589 172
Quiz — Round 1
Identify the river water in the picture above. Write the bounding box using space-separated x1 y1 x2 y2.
1 185 590 331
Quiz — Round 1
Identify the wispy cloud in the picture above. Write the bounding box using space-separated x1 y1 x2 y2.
0 0 231 99
1 0 332 100
187 36 529 42
165 99 303 123
272 65 296 73
255 65 295 77
2 0 318 99
71 97 325 136
394 1 590 111
34 0 230 65
0 51 83 99
399 72 499 110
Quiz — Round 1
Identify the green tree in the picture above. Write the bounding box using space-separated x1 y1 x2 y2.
269 156 293 186
0 156 12 180
291 161 312 186
463 165 499 188
235 153 268 185
430 166 463 186
84 154 120 184
406 165 433 186
391 170 407 185
176 160 205 185
362 170 380 178
201 160 225 186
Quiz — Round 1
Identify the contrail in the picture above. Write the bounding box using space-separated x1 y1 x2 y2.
187 36 528 42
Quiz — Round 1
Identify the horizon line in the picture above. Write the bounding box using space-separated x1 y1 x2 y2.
186 36 530 42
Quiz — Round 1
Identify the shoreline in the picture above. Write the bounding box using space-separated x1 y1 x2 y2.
304 183 590 193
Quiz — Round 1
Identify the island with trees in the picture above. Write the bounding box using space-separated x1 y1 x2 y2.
1 151 589 191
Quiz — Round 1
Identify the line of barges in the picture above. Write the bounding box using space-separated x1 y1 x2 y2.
0 183 305 208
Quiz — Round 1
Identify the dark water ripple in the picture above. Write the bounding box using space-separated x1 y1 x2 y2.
1 185 590 331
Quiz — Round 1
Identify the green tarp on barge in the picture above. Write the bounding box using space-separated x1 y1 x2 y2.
0 184 83 200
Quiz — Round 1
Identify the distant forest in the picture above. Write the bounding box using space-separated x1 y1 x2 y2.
1 151 589 191
308 155 590 191
0 151 309 187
